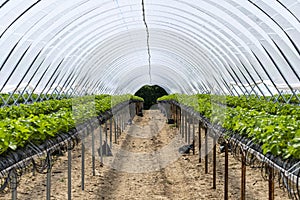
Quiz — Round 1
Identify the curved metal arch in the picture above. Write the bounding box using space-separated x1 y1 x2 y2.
0 0 299 97
49 0 296 94
64 33 209 91
0 0 264 92
148 1 296 86
1 0 239 91
75 29 221 81
66 21 239 92
59 4 245 83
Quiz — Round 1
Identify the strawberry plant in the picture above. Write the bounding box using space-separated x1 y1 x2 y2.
0 94 143 155
158 94 300 159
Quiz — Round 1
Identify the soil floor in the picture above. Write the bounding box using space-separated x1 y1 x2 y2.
0 110 291 199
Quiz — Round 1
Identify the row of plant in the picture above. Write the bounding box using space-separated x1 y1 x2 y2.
0 99 72 120
159 94 300 118
212 94 300 118
157 94 300 159
0 93 70 107
0 94 143 155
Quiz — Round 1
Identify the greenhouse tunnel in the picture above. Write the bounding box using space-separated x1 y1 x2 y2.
0 0 299 98
0 0 300 199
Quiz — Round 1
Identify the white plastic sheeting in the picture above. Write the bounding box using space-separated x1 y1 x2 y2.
0 0 299 96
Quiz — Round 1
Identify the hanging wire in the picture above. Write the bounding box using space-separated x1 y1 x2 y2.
141 0 152 83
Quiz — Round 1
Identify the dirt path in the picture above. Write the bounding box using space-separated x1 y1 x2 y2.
0 110 291 199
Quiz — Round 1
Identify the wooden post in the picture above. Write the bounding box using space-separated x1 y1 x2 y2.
109 118 113 148
192 117 195 154
81 136 85 191
184 111 188 142
188 114 191 144
198 121 201 163
176 106 178 128
205 128 208 174
213 135 216 189
269 167 274 200
241 151 246 200
114 118 117 143
224 142 228 200
11 169 17 200
46 154 52 200
105 121 108 155
181 110 184 138
68 142 72 200
91 125 95 176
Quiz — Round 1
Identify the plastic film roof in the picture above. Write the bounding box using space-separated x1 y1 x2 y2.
0 0 299 96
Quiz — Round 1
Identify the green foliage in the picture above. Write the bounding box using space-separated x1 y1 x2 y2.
135 85 167 109
0 99 72 120
158 94 300 160
0 94 143 155
224 95 300 118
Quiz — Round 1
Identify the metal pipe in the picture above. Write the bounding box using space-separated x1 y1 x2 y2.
0 45 31 93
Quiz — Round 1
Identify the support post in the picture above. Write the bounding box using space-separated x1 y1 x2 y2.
205 128 208 174
198 121 201 163
181 110 184 138
81 135 85 191
224 142 228 200
192 117 195 155
241 151 246 200
178 107 182 131
185 111 188 142
11 169 17 200
68 142 72 200
105 121 108 155
110 118 113 148
213 135 216 189
46 154 52 200
114 118 117 143
269 167 274 200
99 125 103 164
188 114 191 144
175 105 177 127
91 125 95 176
